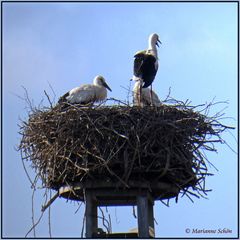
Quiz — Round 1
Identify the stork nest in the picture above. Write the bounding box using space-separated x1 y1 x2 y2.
19 99 232 201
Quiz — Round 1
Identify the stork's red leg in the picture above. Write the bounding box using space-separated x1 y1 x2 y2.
150 85 153 106
139 85 142 107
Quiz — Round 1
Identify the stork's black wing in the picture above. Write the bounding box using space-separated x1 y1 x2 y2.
133 51 157 88
133 52 146 77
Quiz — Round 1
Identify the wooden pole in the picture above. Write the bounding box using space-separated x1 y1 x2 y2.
137 194 150 238
136 193 155 238
85 190 98 238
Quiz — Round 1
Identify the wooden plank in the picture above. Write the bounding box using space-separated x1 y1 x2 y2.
59 180 180 202
85 190 98 238
106 232 138 238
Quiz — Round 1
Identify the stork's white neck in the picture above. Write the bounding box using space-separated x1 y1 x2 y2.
148 38 158 58
133 78 143 92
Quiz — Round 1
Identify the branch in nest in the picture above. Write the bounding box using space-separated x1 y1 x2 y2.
41 192 59 212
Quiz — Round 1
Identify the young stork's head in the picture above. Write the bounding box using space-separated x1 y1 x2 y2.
148 33 162 51
93 75 112 92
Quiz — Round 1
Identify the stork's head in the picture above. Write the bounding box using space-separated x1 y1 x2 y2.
149 33 162 47
94 75 112 91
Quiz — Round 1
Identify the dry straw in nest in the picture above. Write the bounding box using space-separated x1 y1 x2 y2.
19 98 233 202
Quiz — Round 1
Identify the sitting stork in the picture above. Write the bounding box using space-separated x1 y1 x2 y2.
133 33 161 104
58 75 112 105
133 78 161 107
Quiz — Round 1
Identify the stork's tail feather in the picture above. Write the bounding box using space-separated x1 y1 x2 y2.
58 97 65 104
58 92 70 104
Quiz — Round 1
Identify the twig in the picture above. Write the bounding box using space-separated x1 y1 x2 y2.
74 202 83 214
81 189 86 238
48 190 52 238
44 90 53 109
115 207 120 224
47 81 56 104
25 188 48 237
31 186 36 237
20 150 34 188
132 206 137 218
99 207 111 233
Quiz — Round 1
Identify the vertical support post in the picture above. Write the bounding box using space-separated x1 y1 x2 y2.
85 190 98 238
137 194 149 238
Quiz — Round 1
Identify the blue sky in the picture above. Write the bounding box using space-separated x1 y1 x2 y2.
2 2 238 238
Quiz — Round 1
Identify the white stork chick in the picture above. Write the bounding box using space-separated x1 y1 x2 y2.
133 78 161 107
58 75 112 105
133 33 161 89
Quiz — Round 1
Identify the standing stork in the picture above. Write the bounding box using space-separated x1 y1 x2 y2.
133 33 161 104
133 78 161 107
58 75 112 105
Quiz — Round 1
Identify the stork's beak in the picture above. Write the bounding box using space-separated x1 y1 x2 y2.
103 82 112 92
156 39 162 47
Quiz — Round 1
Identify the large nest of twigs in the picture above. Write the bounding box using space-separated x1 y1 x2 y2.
19 99 231 201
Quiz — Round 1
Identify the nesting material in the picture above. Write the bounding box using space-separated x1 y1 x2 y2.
19 100 230 201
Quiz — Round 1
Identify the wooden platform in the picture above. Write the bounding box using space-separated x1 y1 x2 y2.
59 180 180 203
93 231 154 238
